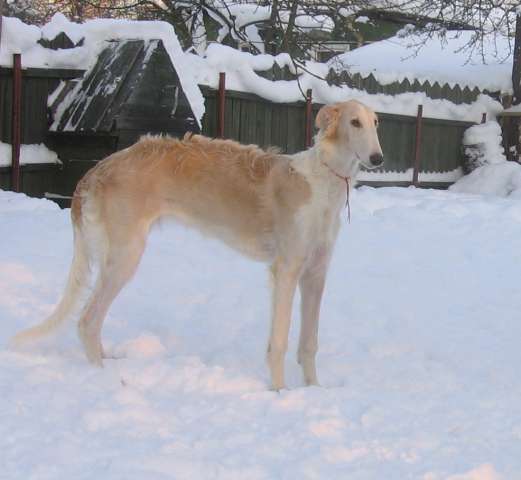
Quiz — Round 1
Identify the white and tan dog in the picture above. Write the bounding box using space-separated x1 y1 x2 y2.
13 100 383 390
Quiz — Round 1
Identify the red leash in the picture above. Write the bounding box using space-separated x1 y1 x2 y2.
322 162 351 223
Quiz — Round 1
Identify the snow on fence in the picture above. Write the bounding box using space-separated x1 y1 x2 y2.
0 63 477 200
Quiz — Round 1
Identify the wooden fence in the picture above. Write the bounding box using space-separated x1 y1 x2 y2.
0 64 83 196
202 85 475 185
1 65 477 200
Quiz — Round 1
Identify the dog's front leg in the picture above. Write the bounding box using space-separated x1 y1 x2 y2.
267 258 303 391
297 247 332 386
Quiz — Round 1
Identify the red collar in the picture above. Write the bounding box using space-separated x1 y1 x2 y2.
322 162 351 223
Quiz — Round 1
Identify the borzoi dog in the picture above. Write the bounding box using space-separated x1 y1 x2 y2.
13 100 383 390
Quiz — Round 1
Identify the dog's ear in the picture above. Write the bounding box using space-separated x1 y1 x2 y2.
315 104 340 139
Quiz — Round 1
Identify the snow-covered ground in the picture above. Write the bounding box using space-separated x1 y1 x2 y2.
1 186 521 479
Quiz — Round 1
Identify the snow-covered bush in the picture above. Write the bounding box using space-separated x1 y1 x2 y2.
450 121 521 197
461 121 506 173
450 161 521 197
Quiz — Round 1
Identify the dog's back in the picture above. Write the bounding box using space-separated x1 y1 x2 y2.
74 134 311 260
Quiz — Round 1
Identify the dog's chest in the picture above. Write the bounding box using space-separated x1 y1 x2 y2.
297 176 342 245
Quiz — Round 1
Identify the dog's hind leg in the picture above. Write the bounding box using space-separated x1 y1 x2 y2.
77 226 147 366
297 247 332 386
267 257 304 390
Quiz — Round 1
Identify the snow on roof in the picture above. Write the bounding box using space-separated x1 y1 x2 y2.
0 14 205 124
331 30 513 93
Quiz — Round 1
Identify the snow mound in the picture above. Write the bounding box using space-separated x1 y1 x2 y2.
115 334 167 360
0 189 60 213
462 121 507 172
450 161 521 197
445 463 502 480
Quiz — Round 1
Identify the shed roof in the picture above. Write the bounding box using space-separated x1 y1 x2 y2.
331 30 512 94
51 38 199 135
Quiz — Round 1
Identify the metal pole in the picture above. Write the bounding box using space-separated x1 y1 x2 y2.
12 53 22 193
0 8 3 52
217 72 225 138
0 13 3 145
305 88 313 148
412 104 423 186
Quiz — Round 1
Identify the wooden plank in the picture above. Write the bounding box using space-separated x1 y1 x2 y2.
238 98 248 143
0 67 84 79
22 77 50 144
412 105 423 185
245 99 257 145
115 115 197 133
224 96 234 139
217 72 225 138
12 54 22 192
231 96 242 142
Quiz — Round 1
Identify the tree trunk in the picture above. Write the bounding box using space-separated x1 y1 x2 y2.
281 0 299 54
264 0 279 55
513 14 521 104
507 13 521 161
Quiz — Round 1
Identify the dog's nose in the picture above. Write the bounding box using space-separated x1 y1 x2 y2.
370 153 384 167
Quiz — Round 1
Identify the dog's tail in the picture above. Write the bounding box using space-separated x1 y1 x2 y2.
11 220 92 346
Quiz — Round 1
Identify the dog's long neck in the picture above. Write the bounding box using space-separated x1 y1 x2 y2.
289 142 357 217
299 141 360 182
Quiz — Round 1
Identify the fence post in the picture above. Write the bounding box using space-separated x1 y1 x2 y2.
305 88 313 148
12 53 22 193
412 104 423 186
481 113 487 124
0 14 3 146
217 72 226 138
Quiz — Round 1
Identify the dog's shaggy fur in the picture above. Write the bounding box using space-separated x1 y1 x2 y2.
13 100 383 390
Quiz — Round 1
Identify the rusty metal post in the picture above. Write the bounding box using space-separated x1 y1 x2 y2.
217 72 226 138
412 104 423 186
481 113 487 124
305 88 313 148
12 53 22 193
0 13 3 143
0 10 3 51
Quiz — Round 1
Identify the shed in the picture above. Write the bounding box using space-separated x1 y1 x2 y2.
47 37 200 197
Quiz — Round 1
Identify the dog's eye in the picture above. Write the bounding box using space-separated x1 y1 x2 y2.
351 119 361 128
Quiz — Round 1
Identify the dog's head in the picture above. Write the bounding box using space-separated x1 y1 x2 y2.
315 100 384 171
